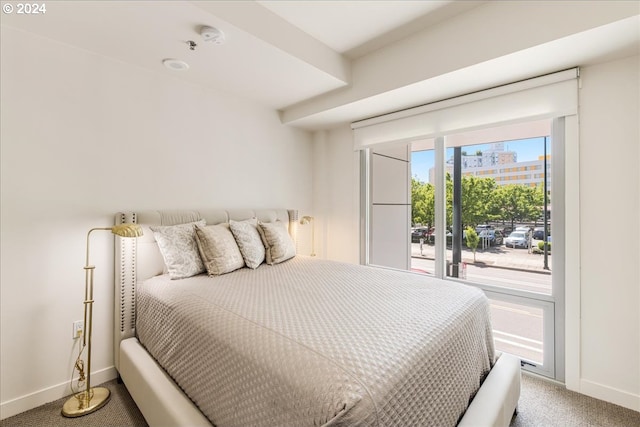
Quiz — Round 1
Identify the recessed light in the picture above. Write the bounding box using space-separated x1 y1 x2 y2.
162 59 189 71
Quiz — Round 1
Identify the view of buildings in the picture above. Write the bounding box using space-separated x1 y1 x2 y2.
425 142 552 190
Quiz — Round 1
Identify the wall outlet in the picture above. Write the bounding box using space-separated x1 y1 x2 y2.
72 320 83 339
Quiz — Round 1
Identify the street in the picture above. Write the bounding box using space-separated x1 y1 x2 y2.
489 300 543 364
411 255 551 294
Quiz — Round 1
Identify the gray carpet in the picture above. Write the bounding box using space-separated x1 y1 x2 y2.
511 373 640 427
1 380 148 427
2 374 639 426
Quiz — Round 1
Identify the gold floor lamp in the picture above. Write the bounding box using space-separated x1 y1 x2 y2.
62 224 143 418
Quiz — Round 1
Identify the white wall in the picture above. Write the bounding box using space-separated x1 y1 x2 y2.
318 55 640 411
0 26 313 418
575 55 640 410
311 127 360 263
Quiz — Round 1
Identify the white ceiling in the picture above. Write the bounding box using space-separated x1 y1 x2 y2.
257 1 468 56
0 1 484 112
2 1 638 130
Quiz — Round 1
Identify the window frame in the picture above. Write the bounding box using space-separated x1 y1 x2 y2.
355 70 579 382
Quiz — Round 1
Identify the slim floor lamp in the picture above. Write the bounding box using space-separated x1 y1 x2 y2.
299 216 316 257
62 224 143 418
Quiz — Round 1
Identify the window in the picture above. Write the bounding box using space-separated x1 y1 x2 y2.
355 69 578 382
409 125 558 378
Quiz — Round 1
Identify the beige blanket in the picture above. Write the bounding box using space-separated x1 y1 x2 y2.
136 256 495 426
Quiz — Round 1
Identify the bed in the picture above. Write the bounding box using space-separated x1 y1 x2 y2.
113 209 520 427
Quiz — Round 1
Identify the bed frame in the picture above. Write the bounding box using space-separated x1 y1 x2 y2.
114 209 520 427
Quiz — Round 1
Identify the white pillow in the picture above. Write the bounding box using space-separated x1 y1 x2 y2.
150 220 206 279
257 221 296 265
194 224 245 276
229 219 265 269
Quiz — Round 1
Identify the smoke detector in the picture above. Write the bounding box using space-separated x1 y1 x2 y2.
200 26 225 45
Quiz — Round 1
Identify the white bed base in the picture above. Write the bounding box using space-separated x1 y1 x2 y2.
114 209 520 427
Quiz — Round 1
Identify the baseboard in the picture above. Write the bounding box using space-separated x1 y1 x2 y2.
579 378 640 412
0 366 117 420
521 369 566 388
524 370 639 412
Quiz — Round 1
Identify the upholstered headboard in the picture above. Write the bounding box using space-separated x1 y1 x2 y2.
113 209 298 370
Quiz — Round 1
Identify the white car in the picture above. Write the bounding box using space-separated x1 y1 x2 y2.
505 231 528 248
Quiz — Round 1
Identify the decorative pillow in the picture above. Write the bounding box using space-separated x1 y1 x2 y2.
194 223 245 276
257 221 296 265
150 220 206 280
229 219 265 269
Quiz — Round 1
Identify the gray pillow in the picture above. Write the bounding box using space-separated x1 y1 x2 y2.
194 224 245 276
229 218 265 269
150 220 206 279
257 221 296 265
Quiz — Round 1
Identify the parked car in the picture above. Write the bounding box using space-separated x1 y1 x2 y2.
475 224 494 233
428 229 452 245
532 227 550 241
505 231 529 248
478 229 504 246
411 227 430 242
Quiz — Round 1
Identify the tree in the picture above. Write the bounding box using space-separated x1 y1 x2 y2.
411 177 435 226
494 184 544 229
465 226 480 262
461 176 499 227
445 172 453 227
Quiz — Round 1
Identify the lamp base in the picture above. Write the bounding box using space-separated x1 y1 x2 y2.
61 387 110 417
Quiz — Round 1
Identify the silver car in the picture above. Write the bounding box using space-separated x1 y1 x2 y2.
505 231 528 248
478 229 504 246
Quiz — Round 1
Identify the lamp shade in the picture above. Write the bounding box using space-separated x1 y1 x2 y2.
110 224 143 238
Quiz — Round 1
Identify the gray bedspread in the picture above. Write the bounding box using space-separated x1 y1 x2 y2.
136 256 495 427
